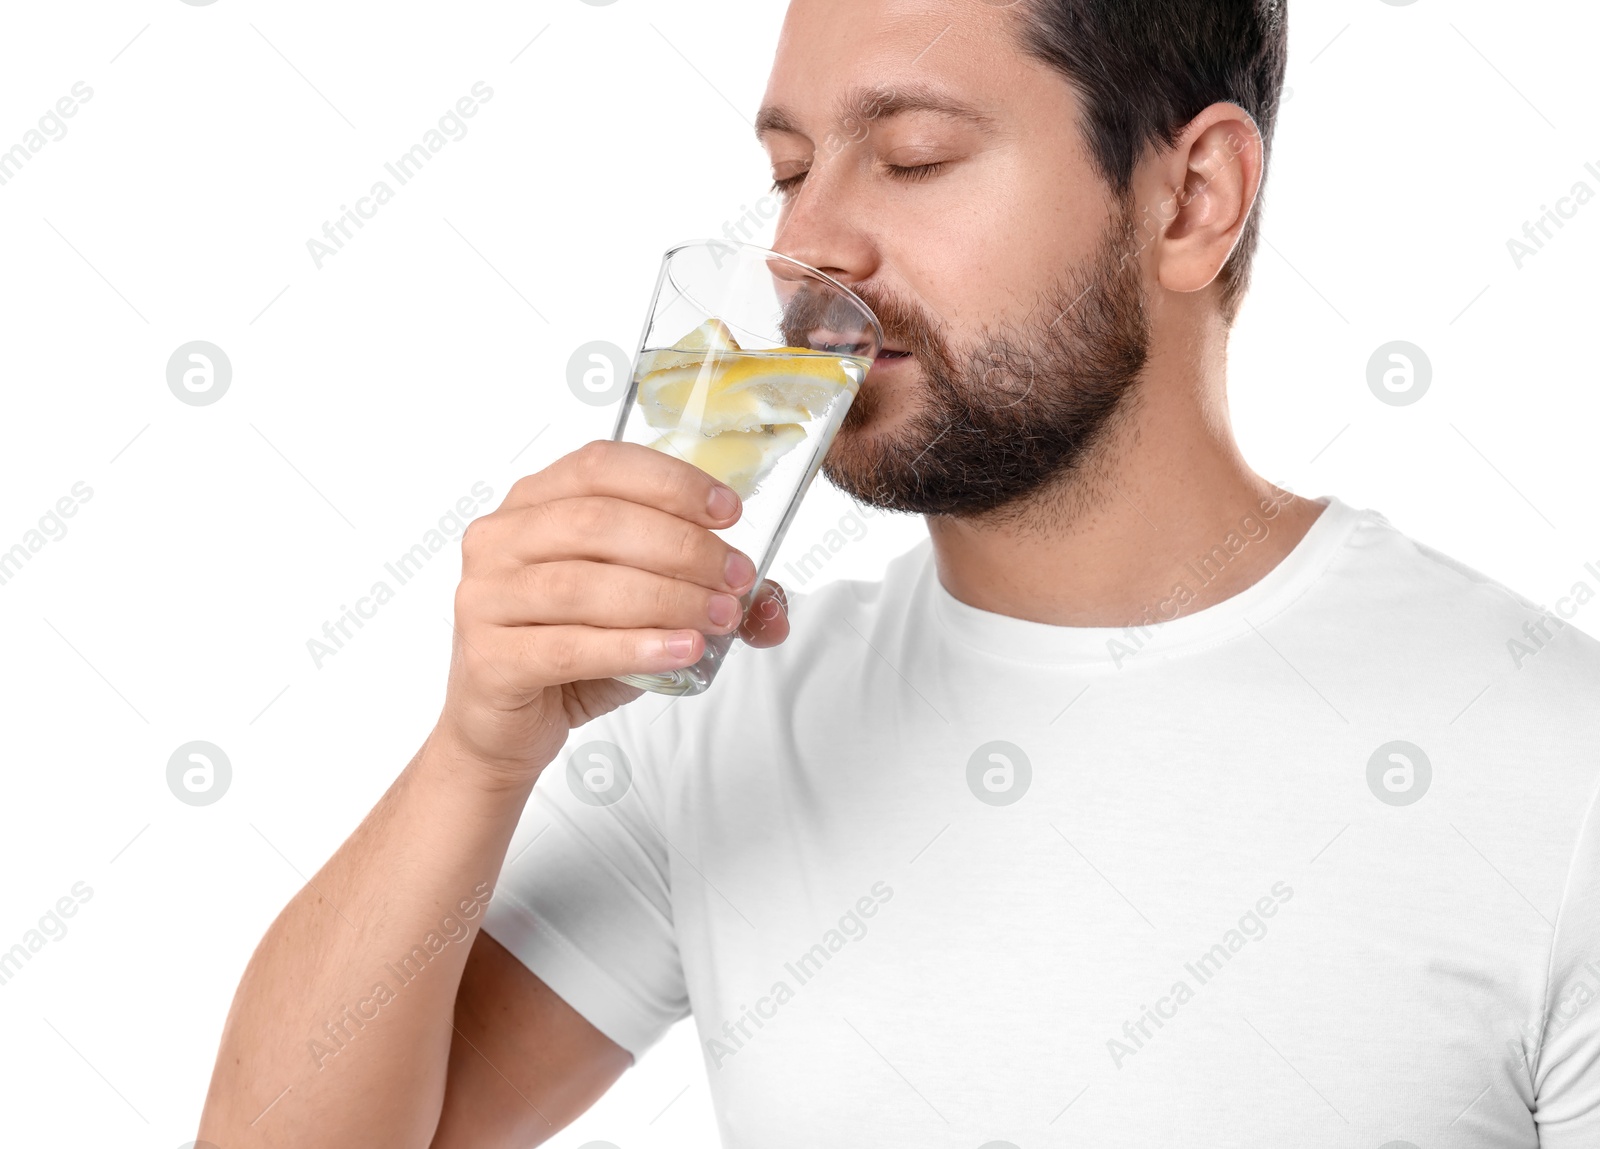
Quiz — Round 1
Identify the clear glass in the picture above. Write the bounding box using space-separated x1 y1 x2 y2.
610 241 883 696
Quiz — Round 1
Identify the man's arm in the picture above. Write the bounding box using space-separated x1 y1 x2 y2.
196 443 788 1149
430 931 633 1147
1531 775 1600 1143
194 733 548 1147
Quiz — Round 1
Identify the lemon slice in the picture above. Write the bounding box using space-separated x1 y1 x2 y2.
646 424 807 500
634 318 741 379
639 348 853 434
680 317 739 352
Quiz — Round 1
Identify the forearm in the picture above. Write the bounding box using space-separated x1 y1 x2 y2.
197 728 543 1149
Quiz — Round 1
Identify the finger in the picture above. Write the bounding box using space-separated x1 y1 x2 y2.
469 497 757 596
739 580 790 649
464 622 710 690
500 440 743 531
467 560 748 637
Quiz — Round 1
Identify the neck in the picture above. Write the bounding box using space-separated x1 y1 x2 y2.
925 318 1324 629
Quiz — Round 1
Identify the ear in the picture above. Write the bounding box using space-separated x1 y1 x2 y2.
1141 102 1264 295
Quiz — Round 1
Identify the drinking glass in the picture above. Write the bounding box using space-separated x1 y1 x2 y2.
609 241 883 696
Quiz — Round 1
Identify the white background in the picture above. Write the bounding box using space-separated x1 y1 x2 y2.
0 0 1596 1146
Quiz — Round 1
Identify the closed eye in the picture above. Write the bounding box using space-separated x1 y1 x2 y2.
883 161 947 183
770 160 948 199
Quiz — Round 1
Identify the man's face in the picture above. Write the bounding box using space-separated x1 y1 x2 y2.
759 0 1152 520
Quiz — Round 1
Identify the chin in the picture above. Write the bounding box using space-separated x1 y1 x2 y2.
823 397 909 494
841 367 916 436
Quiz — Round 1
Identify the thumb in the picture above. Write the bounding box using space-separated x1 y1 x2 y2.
739 580 790 648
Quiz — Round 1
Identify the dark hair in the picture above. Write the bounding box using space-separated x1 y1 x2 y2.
1016 0 1288 325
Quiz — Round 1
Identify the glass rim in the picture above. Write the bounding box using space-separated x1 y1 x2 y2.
662 239 885 352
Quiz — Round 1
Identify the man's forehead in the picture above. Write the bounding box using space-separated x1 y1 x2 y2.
770 0 1024 66
755 82 998 142
760 0 1026 139
779 0 1023 32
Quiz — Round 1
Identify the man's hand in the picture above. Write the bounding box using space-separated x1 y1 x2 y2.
437 440 790 785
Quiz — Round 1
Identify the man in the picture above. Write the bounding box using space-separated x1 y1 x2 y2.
199 1 1600 1145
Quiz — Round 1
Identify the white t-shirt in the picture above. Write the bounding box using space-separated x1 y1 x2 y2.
482 494 1600 1147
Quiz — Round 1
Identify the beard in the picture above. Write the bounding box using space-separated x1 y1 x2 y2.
801 197 1152 526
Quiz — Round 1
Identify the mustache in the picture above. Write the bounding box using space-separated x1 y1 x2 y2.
778 279 945 361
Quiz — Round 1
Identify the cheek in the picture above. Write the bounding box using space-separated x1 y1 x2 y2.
1000 155 1117 280
883 160 1103 329
874 180 1010 325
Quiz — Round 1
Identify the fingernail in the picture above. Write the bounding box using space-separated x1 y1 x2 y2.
708 594 740 627
665 633 697 659
724 551 757 590
707 484 739 519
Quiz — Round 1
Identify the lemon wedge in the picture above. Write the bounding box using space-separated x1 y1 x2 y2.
639 347 854 434
633 320 862 498
634 318 741 379
645 424 808 500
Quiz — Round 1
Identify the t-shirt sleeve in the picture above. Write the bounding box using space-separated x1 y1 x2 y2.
479 701 690 1062
1532 776 1600 1144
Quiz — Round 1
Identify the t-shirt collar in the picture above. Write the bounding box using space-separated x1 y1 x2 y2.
923 494 1361 669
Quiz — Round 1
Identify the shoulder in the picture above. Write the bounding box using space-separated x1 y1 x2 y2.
1326 501 1600 824
1325 499 1600 683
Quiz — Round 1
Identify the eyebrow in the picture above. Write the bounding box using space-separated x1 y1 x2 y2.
755 82 997 142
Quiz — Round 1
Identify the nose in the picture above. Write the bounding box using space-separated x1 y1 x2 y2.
769 161 878 290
